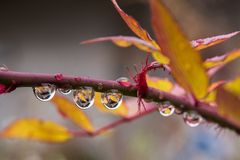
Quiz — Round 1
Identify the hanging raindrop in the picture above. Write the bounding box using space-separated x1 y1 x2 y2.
101 89 123 110
159 101 175 117
33 84 56 101
183 111 202 127
73 87 95 109
58 88 71 95
116 77 131 87
0 64 8 71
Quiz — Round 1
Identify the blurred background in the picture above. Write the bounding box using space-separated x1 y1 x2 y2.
0 0 239 159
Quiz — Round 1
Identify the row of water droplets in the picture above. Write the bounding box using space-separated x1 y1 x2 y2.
33 77 127 110
158 101 203 127
32 76 202 127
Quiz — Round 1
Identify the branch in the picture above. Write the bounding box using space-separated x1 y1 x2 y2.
1 70 240 134
72 107 158 137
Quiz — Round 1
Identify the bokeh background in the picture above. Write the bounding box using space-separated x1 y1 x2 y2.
0 0 239 160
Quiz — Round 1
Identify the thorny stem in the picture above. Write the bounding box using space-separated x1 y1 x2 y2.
1 70 240 135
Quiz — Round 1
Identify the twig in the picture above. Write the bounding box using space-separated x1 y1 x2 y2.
72 107 158 137
1 70 240 134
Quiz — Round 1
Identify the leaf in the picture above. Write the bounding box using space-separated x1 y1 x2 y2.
203 81 225 103
94 92 128 117
151 51 170 64
81 36 158 52
216 77 240 123
146 75 173 92
207 80 226 93
51 95 94 132
111 0 153 42
216 88 240 124
82 36 170 64
204 49 240 69
224 76 240 96
0 118 72 142
191 31 239 50
150 0 209 99
204 91 216 103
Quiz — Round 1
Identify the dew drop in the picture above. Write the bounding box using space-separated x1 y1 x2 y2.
183 111 202 127
73 87 95 109
174 108 184 115
0 64 8 71
33 84 56 101
98 83 103 90
101 89 123 110
58 88 71 95
159 101 175 117
159 94 164 100
116 77 131 87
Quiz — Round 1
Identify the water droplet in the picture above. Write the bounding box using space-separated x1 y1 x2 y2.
116 77 131 87
174 108 184 115
159 94 164 100
0 64 8 71
175 105 184 115
33 84 56 101
159 102 175 117
98 83 103 90
183 111 202 127
58 88 71 95
101 89 123 110
73 87 95 109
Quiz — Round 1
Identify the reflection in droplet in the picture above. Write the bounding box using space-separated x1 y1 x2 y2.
0 64 8 71
33 84 56 101
58 88 71 95
183 111 202 127
73 87 95 109
101 89 123 110
159 101 175 117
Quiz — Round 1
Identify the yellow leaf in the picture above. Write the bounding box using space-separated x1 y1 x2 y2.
0 118 72 142
146 75 173 92
204 49 240 69
51 95 94 132
94 92 128 117
82 36 158 52
191 31 239 50
113 39 132 47
150 0 209 99
216 88 240 124
204 91 216 103
224 76 240 96
152 51 170 64
203 81 225 103
111 0 169 64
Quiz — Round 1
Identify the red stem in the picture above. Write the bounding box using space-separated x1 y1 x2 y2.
1 70 240 134
72 107 158 137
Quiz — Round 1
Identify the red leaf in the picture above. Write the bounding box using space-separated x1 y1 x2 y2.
191 31 239 50
111 0 153 42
